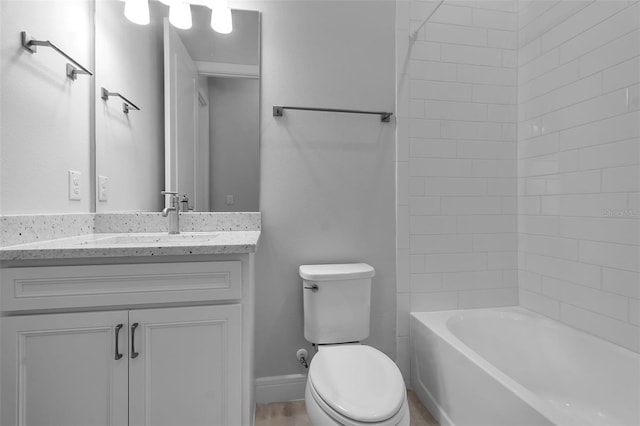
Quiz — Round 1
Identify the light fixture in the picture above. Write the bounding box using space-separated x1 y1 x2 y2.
209 0 233 34
169 1 192 29
124 0 150 25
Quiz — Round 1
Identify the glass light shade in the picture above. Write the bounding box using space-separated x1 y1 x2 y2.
169 2 192 29
157 0 172 5
124 0 150 25
210 6 232 34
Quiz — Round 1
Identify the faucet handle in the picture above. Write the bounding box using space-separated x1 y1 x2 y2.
161 190 179 196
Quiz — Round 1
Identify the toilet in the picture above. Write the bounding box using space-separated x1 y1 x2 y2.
300 263 410 426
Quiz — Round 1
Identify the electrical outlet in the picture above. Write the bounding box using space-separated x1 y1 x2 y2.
226 195 234 205
68 170 81 201
98 176 108 201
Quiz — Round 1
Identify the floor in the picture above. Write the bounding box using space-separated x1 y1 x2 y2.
255 389 439 426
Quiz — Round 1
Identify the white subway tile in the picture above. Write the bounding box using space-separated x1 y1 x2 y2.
472 159 517 177
520 0 591 48
441 44 503 67
519 289 561 320
603 165 640 192
410 138 458 158
489 252 518 269
559 216 640 245
488 29 517 50
472 84 517 104
409 177 426 196
580 240 640 272
424 253 487 272
425 22 488 47
560 2 640 65
410 158 473 177
518 0 558 31
579 139 640 170
519 196 541 215
541 88 629 134
519 215 559 236
541 1 630 53
410 196 442 215
519 234 579 261
545 170 602 195
472 8 517 31
410 60 458 81
542 277 629 321
458 215 516 233
502 50 517 68
473 233 518 251
488 104 517 123
411 234 473 254
602 267 640 299
429 4 474 26
519 59 580 103
458 287 518 308
630 299 640 326
441 120 504 140
410 215 457 234
603 56 640 93
411 40 441 61
579 29 640 78
424 177 487 195
410 80 473 102
502 196 517 214
518 38 541 67
458 64 516 86
410 100 425 118
410 118 441 138
410 272 442 292
487 178 517 195
442 270 505 290
541 193 628 217
520 150 578 177
519 270 543 292
525 253 602 288
458 1 516 13
518 133 559 159
558 111 640 151
425 100 488 121
410 254 426 274
410 291 458 311
560 303 639 352
520 73 602 122
442 196 504 214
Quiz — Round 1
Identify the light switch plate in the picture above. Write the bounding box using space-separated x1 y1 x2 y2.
98 176 108 201
68 170 81 201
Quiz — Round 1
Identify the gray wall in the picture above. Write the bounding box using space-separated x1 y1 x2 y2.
243 0 397 378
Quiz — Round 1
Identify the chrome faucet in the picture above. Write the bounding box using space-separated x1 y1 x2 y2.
161 190 180 234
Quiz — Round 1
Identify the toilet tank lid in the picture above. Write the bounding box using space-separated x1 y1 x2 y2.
299 263 375 281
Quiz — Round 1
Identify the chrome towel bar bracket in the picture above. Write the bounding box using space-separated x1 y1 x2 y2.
21 31 93 80
101 87 141 114
273 105 393 122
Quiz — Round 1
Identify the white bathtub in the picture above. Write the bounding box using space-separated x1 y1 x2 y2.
410 307 640 426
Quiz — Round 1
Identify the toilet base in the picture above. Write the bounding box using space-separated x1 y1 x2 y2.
304 380 410 426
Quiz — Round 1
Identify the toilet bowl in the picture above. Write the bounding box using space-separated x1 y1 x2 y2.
304 345 409 426
300 264 409 426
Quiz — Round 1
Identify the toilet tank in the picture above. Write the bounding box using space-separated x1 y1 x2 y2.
300 263 375 344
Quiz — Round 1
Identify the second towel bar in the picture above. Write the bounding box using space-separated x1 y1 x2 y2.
273 105 393 122
101 87 140 114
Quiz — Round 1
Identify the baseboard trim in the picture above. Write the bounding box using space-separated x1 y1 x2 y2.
255 374 307 404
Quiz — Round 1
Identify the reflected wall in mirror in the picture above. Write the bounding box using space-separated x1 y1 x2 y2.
95 1 260 213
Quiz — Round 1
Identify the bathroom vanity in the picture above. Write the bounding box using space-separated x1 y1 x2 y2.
0 220 259 426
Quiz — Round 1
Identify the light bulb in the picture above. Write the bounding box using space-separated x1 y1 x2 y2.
169 2 192 29
210 6 232 34
124 0 150 25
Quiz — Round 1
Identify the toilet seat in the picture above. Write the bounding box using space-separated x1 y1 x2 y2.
308 345 405 423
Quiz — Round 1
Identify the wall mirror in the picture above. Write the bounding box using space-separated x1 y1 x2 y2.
95 0 260 213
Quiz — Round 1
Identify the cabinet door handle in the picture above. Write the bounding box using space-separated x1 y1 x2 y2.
114 324 123 360
131 322 139 359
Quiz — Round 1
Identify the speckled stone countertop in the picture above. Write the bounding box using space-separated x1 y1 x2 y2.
0 212 261 260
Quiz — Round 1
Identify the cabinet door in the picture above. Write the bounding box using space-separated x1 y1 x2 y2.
128 305 242 426
1 311 129 426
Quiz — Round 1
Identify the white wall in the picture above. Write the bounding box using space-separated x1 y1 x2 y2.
517 0 640 353
231 0 396 381
95 0 164 212
0 0 93 214
396 0 518 381
208 77 259 212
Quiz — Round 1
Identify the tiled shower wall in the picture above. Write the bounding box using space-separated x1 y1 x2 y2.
517 0 640 352
395 0 519 380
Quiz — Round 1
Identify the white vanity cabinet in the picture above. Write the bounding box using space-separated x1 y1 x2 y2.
0 255 254 426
